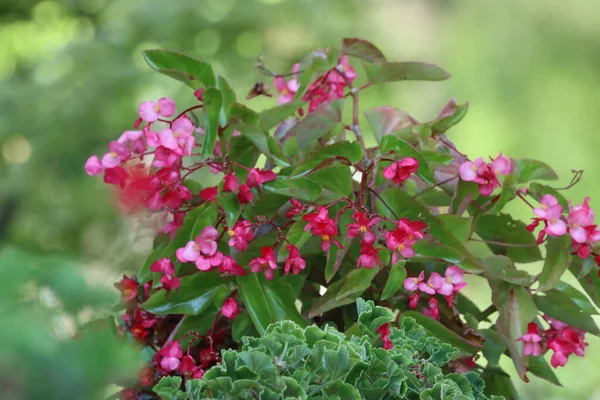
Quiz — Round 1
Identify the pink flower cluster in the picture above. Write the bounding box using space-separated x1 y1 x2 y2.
383 158 419 185
376 323 393 350
385 218 427 264
221 297 239 320
403 266 467 319
249 245 307 281
149 258 180 293
154 341 205 379
528 195 600 260
517 318 588 368
459 153 512 195
274 55 356 113
303 206 343 251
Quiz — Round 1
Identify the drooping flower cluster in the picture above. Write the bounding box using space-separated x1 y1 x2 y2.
115 276 159 343
274 55 356 113
303 206 343 251
383 157 419 185
517 317 588 368
149 258 180 293
403 266 467 319
385 218 427 263
459 153 512 195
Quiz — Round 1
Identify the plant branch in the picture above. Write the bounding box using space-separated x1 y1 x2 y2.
165 315 186 345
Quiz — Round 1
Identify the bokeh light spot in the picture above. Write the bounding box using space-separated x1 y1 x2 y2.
2 136 32 165
194 29 221 56
236 31 262 58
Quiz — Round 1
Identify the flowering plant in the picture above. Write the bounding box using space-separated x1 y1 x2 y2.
86 38 600 399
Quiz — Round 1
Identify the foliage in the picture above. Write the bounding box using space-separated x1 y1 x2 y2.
83 37 600 399
153 299 502 400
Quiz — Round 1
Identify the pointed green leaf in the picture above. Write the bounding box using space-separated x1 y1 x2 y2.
259 101 303 131
201 88 223 158
430 100 469 134
216 192 241 230
528 355 561 386
437 215 472 243
288 99 345 151
292 141 363 176
538 235 572 292
364 61 450 84
263 177 322 201
381 261 407 300
533 290 600 335
365 106 417 144
515 159 559 183
142 49 216 87
554 281 598 315
475 214 542 263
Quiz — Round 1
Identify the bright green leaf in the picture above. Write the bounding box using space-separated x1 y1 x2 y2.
142 49 216 87
381 261 407 300
201 88 223 159
515 159 559 183
538 235 572 292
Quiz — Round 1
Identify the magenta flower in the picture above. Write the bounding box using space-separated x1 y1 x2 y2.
221 297 239 320
197 226 219 256
195 251 223 272
237 184 254 204
150 258 175 275
385 218 427 263
423 297 440 320
459 153 512 196
160 274 181 292
138 97 176 123
159 341 183 372
346 211 380 244
436 266 467 296
516 322 543 357
159 117 195 156
249 246 278 280
85 155 103 176
177 241 200 263
382 157 419 185
222 173 239 192
102 140 130 168
220 256 247 276
404 271 425 292
103 166 128 188
532 195 567 236
246 168 277 188
356 243 381 269
274 73 299 105
228 220 254 251
568 197 595 243
284 245 306 275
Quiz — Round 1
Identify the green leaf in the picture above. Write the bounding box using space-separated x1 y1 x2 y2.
490 283 538 380
450 180 480 215
533 290 600 335
142 49 216 88
236 350 275 379
430 100 469 134
216 76 236 125
323 346 352 379
569 257 600 309
201 87 223 159
153 376 185 400
259 101 303 131
515 159 559 183
379 135 435 184
325 240 349 283
364 61 451 84
364 106 418 145
475 214 542 263
437 215 472 244
340 38 387 63
554 281 598 315
487 174 518 214
376 188 485 273
412 241 464 263
216 192 241 229
401 311 483 354
309 165 352 199
528 355 561 386
141 272 224 315
233 123 271 157
308 268 378 318
228 102 260 125
263 177 322 201
482 368 519 399
278 220 311 260
292 141 363 176
380 261 407 300
538 235 572 292
482 256 536 286
288 99 345 152
237 273 306 335
139 244 167 283
232 312 252 342
528 182 569 209
480 329 505 367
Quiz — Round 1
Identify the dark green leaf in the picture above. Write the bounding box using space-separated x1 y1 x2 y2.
288 99 345 152
364 61 451 84
142 49 216 87
259 101 303 131
309 165 352 199
538 235 572 292
533 290 600 335
450 180 480 215
401 311 483 354
528 355 561 386
554 281 598 315
475 214 542 263
201 88 223 159
437 215 472 243
340 38 387 63
569 256 600 309
516 159 559 183
292 141 363 176
380 135 435 184
430 100 469 134
141 272 224 315
263 177 322 201
216 192 241 229
237 273 306 335
480 329 505 367
487 174 518 214
381 261 407 300
483 256 536 286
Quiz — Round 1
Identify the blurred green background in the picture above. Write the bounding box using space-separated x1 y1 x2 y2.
2 0 600 398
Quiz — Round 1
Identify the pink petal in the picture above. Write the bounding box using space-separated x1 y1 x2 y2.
444 266 464 284
404 277 419 292
399 246 415 258
382 164 397 179
84 155 103 176
139 102 158 122
437 281 454 296
101 152 121 168
546 219 566 236
181 241 200 262
570 226 587 243
459 162 478 181
540 194 558 207
418 282 436 295
145 130 160 147
274 76 288 92
195 256 213 271
157 97 176 117
160 357 181 372
172 117 194 136
159 129 179 150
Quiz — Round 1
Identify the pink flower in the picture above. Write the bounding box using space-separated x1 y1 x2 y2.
423 297 439 320
385 218 427 264
221 297 239 320
356 243 381 269
459 157 487 182
228 220 254 251
404 271 425 292
102 141 130 168
85 155 103 176
418 272 443 295
490 153 512 175
284 245 306 275
152 146 180 168
162 212 185 239
346 212 380 244
104 166 129 188
249 246 278 280
436 266 467 296
176 241 201 263
237 184 254 204
459 153 512 196
568 198 595 243
532 195 567 237
274 75 299 104
158 117 195 156
246 168 277 188
220 256 247 276
115 275 138 303
158 341 183 372
330 56 357 83
197 226 219 255
150 258 175 275
138 98 176 123
517 322 542 357
195 251 223 272
286 199 305 219
200 186 218 202
409 293 420 309
223 173 239 192
382 158 419 185
544 315 588 368
160 274 181 292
